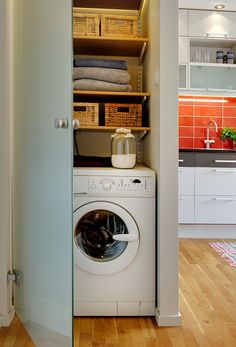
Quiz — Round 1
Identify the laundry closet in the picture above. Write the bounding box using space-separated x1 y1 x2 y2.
71 0 180 324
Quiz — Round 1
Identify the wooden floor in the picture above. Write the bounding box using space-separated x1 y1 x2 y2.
1 240 236 346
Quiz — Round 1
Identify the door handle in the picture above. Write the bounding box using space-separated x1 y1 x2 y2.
113 234 138 242
54 118 68 129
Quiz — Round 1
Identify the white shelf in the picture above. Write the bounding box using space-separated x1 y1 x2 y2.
189 62 236 68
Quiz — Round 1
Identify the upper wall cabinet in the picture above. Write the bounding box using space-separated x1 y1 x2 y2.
178 37 189 63
188 10 236 39
179 10 188 36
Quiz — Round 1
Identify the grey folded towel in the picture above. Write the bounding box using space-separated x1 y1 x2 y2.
73 79 132 92
73 67 130 84
73 58 128 70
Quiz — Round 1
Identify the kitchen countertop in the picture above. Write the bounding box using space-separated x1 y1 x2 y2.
179 148 236 153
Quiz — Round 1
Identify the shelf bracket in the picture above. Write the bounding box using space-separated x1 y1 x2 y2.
138 42 147 65
137 130 147 142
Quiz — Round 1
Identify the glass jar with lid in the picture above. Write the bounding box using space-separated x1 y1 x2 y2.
111 128 136 169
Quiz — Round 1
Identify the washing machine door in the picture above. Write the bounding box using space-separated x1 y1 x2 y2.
73 201 139 275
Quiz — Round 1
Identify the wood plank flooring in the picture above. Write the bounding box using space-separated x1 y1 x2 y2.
1 240 236 346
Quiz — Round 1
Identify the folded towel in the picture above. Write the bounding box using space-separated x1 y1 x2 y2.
73 79 132 92
73 67 130 84
73 58 128 70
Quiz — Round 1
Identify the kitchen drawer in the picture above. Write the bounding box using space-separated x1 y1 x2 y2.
195 152 236 168
178 167 194 195
195 167 236 195
179 152 194 167
195 196 236 224
178 196 194 224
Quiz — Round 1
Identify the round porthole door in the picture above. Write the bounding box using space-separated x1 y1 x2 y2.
73 201 139 275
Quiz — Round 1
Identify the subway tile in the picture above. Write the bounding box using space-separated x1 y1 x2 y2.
179 116 193 126
193 138 205 149
179 127 194 138
179 138 193 149
194 106 222 117
223 107 236 117
179 105 194 116
194 127 206 138
223 97 236 107
223 118 236 127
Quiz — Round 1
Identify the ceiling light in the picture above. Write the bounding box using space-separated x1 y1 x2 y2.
214 4 225 10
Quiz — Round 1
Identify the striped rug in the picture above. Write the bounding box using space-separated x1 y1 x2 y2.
209 241 236 269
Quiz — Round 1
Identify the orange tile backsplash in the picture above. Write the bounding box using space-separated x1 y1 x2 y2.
179 95 236 149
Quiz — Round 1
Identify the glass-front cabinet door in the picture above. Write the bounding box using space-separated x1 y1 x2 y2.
13 0 73 345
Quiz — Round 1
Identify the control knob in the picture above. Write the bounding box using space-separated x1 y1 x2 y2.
103 182 112 191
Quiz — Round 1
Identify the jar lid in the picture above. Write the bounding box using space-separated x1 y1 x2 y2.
115 128 131 134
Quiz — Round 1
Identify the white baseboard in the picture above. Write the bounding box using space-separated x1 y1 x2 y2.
179 224 236 239
0 306 14 327
155 310 182 326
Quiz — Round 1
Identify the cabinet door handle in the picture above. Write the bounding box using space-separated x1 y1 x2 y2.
206 32 227 39
214 169 236 172
213 197 236 201
214 160 236 163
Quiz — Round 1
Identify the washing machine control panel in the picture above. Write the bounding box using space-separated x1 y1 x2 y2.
88 176 154 195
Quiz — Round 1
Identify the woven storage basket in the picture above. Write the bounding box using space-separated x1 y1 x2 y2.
105 104 142 127
73 11 99 36
73 103 99 126
101 14 138 37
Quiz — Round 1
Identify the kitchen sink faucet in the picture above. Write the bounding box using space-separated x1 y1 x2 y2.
204 120 218 149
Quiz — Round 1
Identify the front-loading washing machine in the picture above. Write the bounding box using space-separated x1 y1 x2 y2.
73 166 156 316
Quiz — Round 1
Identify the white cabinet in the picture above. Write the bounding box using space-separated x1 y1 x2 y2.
179 10 188 36
178 9 236 92
179 152 236 225
189 63 236 91
179 196 194 224
189 10 236 39
179 37 189 63
195 196 236 224
195 167 236 224
195 167 236 196
178 167 194 195
178 167 194 224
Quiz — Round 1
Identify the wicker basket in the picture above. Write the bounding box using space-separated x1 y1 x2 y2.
105 104 142 127
73 103 99 126
101 14 138 37
73 10 100 36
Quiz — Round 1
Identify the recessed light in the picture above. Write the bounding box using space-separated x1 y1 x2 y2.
214 4 225 10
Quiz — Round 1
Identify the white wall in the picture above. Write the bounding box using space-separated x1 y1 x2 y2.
142 0 181 326
0 0 14 327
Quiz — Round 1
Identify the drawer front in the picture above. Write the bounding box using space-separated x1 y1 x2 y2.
195 152 236 168
178 196 194 224
195 167 236 195
195 196 236 224
179 152 194 167
178 167 194 195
